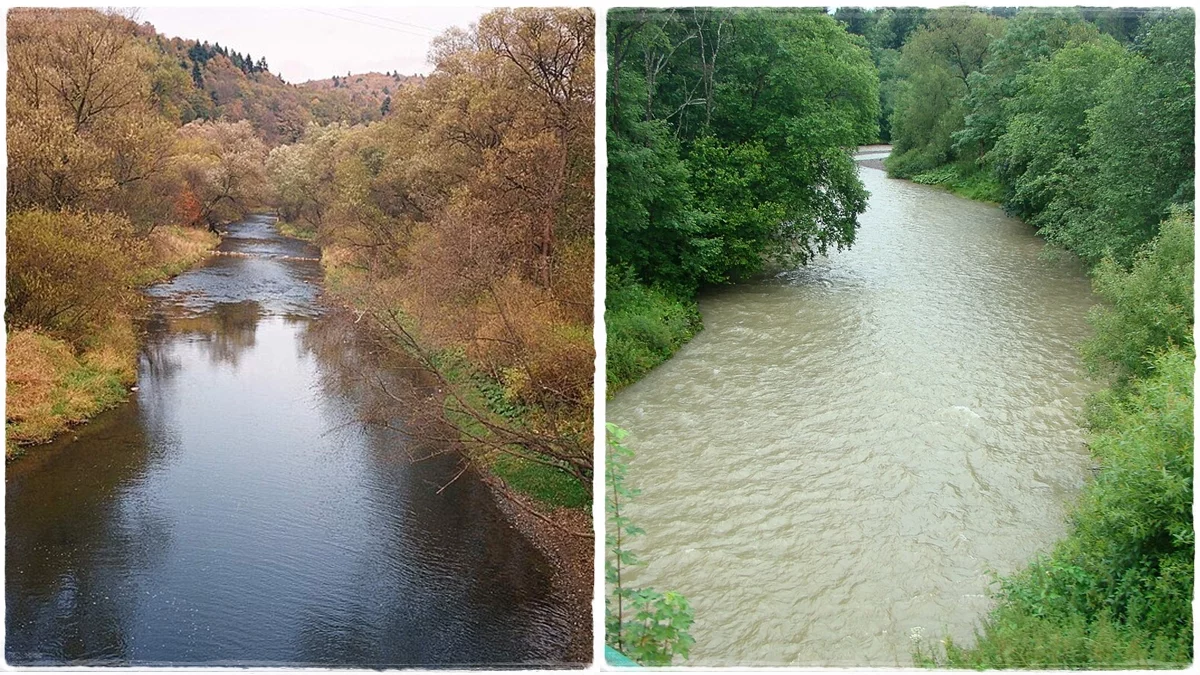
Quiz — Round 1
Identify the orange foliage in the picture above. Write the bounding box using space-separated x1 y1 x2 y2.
174 186 203 226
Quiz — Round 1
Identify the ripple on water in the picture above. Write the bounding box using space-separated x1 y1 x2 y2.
609 164 1097 666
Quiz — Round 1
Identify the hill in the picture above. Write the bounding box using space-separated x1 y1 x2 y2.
300 71 424 116
125 16 421 144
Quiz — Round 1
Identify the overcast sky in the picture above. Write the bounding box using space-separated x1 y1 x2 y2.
135 7 491 83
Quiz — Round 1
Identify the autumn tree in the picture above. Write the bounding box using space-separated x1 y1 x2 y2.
266 9 597 497
7 8 179 230
173 120 268 228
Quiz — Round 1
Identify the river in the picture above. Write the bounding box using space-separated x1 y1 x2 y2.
607 149 1098 666
6 215 573 666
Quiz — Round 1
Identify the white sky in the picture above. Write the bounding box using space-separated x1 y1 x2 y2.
133 6 491 83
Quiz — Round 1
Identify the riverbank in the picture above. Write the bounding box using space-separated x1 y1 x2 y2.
605 273 702 395
6 225 219 458
315 247 595 664
483 476 593 665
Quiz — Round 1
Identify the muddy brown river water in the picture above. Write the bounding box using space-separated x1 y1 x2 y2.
6 215 572 667
608 150 1098 666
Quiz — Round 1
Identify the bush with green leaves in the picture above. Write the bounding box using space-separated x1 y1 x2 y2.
606 423 696 665
605 269 702 393
1081 210 1194 385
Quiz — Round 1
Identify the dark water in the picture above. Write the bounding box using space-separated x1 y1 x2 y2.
7 215 572 667
609 150 1098 666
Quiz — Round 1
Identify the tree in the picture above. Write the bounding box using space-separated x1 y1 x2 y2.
886 8 1004 176
989 34 1128 220
608 8 879 291
173 120 268 228
1051 11 1196 264
7 8 179 231
379 94 391 117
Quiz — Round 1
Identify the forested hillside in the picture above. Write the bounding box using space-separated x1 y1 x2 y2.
301 70 423 120
7 6 596 514
844 7 1195 667
145 28 397 143
606 8 879 391
5 8 404 451
265 8 596 508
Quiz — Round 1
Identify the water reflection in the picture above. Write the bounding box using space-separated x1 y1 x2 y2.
8 215 570 666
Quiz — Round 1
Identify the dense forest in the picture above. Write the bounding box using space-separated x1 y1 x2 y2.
843 6 1194 667
7 6 595 514
606 8 880 391
264 8 596 508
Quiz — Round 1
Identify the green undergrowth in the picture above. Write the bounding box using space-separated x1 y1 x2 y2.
426 344 590 511
606 271 702 395
277 219 318 241
911 163 1003 203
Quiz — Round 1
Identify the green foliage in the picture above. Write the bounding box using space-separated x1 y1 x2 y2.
911 163 1003 203
990 34 1128 221
608 7 879 388
1040 11 1195 265
953 9 1097 162
1081 211 1194 384
491 454 589 510
889 7 1194 268
606 424 696 666
886 8 1003 177
606 270 702 394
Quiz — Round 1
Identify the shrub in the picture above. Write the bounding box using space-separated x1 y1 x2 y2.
6 209 147 347
1081 210 1194 384
605 269 702 393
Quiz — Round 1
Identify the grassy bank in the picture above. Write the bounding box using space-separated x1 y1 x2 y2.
909 163 1003 204
276 219 318 242
6 225 218 457
605 271 702 395
322 250 590 512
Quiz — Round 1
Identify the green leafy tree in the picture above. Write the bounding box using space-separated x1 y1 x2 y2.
953 8 1095 162
1044 11 1195 265
886 8 1003 176
989 34 1128 221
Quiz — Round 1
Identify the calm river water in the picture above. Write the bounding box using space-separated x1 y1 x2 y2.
608 150 1097 666
6 215 571 666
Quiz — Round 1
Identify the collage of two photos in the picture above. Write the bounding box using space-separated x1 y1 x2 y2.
4 3 1196 670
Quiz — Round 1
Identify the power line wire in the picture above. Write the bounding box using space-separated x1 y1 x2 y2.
339 8 440 36
302 8 432 40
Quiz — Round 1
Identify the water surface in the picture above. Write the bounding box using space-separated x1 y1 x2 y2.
608 154 1097 666
7 215 572 667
